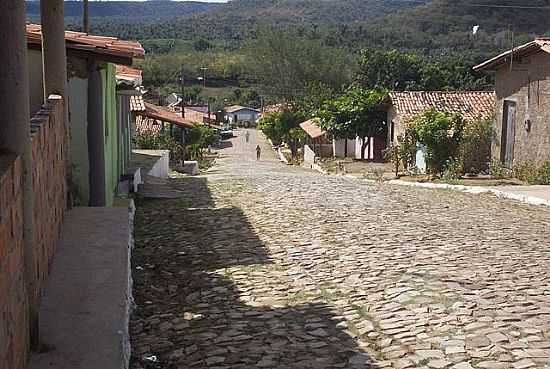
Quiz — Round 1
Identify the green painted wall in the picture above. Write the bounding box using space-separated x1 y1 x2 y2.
101 63 118 207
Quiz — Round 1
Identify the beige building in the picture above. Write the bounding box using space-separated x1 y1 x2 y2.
475 39 550 167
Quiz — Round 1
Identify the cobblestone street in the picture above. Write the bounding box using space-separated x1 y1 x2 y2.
131 129 550 369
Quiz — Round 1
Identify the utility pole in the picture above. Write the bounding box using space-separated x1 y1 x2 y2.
83 0 89 33
509 25 515 73
200 67 207 89
180 64 185 118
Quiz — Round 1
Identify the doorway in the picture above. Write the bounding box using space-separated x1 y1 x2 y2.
500 101 516 168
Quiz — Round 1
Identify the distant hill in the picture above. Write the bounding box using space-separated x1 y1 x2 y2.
60 0 425 41
197 0 426 26
25 1 219 19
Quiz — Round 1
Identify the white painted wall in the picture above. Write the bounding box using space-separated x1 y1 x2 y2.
333 138 357 158
68 77 90 205
148 150 169 178
304 144 316 164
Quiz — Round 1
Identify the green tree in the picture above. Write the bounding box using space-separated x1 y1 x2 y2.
257 109 305 158
248 27 353 100
186 125 216 159
193 38 212 52
409 108 466 174
318 87 388 159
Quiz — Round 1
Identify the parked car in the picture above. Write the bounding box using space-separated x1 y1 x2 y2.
220 126 234 139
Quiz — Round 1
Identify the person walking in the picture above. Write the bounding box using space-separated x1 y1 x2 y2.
245 130 250 143
256 145 261 160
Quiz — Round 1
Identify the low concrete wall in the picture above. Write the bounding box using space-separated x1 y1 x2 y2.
132 149 169 179
304 144 316 165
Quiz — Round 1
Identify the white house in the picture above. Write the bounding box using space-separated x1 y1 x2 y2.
225 105 260 126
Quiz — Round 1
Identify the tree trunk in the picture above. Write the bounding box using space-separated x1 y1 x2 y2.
344 138 348 157
361 137 371 160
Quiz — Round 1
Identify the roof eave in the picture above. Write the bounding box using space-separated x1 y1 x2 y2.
473 42 542 72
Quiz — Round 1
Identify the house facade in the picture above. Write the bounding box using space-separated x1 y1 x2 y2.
385 91 495 171
26 24 144 206
474 39 550 167
226 105 260 126
386 91 496 144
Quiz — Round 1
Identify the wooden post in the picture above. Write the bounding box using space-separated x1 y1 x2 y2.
41 0 71 206
88 61 106 206
0 0 36 349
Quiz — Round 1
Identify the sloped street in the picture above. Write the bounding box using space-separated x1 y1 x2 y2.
131 129 550 369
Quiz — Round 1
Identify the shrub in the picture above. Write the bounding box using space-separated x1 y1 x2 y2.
459 118 492 174
383 132 416 177
383 143 400 177
442 158 463 184
186 125 217 160
489 159 506 179
536 161 550 184
513 161 539 184
134 131 185 163
409 108 465 174
514 160 550 184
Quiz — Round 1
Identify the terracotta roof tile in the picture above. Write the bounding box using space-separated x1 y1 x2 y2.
300 119 326 139
137 102 195 129
225 105 260 113
388 91 495 123
474 38 550 71
130 95 145 112
26 24 144 64
116 65 143 86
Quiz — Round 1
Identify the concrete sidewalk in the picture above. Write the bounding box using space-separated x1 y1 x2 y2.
29 204 134 369
493 185 550 203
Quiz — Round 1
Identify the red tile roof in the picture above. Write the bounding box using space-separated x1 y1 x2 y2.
474 38 550 71
116 65 143 86
130 95 145 112
388 91 495 123
225 105 260 113
137 102 196 129
26 24 144 65
300 119 326 139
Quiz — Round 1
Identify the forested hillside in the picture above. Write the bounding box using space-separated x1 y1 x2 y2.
26 1 219 19
56 0 425 41
30 0 550 106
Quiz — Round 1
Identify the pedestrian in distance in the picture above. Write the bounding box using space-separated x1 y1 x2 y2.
245 130 250 143
256 145 261 160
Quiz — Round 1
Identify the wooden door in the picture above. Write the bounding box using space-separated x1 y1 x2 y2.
500 101 516 168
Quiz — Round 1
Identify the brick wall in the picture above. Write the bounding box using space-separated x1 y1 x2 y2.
30 96 66 299
0 155 29 369
0 95 66 369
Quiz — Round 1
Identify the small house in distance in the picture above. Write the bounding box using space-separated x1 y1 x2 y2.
300 119 333 166
225 105 260 127
474 39 550 167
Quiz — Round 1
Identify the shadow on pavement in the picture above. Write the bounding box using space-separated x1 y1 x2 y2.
131 177 379 369
218 140 233 149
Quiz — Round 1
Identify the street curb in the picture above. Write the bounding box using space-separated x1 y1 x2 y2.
277 147 290 165
308 164 550 207
387 179 550 207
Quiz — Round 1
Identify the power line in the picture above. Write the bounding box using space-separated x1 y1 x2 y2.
386 0 550 10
